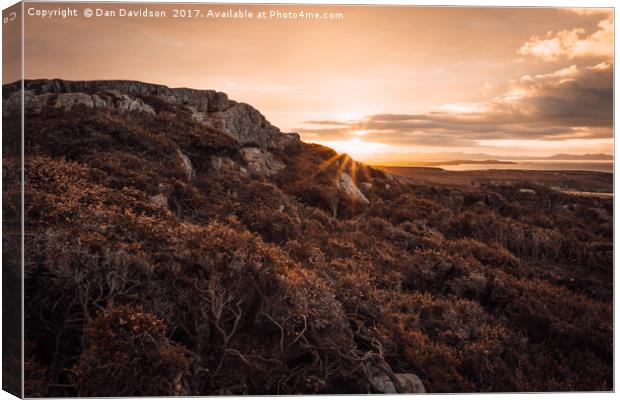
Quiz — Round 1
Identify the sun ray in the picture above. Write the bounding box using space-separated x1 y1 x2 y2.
349 157 358 185
334 154 351 183
312 153 343 179
358 162 372 182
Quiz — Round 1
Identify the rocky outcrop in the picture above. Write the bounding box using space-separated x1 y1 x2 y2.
337 173 369 205
4 89 156 116
5 79 302 152
191 103 284 148
225 104 280 148
20 79 232 113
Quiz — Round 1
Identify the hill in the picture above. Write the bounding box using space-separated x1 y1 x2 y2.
3 79 613 396
543 153 613 160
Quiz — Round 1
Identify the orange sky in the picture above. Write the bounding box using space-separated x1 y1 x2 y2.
18 3 614 161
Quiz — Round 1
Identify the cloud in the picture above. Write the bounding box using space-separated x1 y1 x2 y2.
562 8 613 16
503 62 612 127
299 62 612 147
518 15 613 61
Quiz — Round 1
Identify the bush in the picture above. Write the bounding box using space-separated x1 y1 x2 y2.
74 305 191 396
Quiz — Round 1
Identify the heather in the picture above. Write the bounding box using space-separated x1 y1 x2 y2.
4 80 612 396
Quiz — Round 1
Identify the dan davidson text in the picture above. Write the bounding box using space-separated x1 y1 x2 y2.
94 8 167 18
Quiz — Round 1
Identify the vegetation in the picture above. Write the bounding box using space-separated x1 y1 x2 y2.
10 91 612 395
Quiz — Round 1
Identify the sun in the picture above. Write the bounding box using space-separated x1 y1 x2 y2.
319 138 389 160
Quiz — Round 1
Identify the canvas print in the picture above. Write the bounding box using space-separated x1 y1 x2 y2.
1 2 614 397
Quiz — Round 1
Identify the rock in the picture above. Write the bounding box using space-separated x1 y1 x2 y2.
370 374 396 393
518 188 536 195
221 103 281 148
211 156 238 172
185 101 300 153
115 94 155 114
54 92 96 108
177 150 195 180
23 79 232 113
10 79 297 152
274 132 302 152
337 173 369 205
240 147 285 177
370 373 425 394
150 193 168 209
211 156 249 177
361 182 373 190
398 374 426 393
12 88 156 115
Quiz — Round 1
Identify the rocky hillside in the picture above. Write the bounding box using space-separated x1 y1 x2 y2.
3 80 612 396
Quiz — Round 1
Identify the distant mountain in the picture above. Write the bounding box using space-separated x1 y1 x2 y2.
389 159 518 167
366 151 613 165
543 153 613 160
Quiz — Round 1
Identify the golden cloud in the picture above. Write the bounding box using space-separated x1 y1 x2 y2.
518 15 613 61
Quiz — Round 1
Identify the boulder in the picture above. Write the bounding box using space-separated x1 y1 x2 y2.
337 173 369 205
240 147 285 177
370 373 425 394
149 193 168 209
177 150 195 181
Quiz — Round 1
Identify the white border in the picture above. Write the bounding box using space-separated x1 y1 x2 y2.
0 1 616 400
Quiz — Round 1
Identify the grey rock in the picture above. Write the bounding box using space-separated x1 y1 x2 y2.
177 150 195 180
211 156 248 177
222 103 281 148
274 132 302 152
240 147 285 177
115 94 155 114
12 89 155 115
23 79 232 112
370 373 425 394
337 173 369 205
150 193 168 209
54 92 96 108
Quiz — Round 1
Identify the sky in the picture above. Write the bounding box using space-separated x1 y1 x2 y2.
19 4 614 162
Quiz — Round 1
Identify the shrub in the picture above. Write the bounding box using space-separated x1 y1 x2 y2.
74 305 191 396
